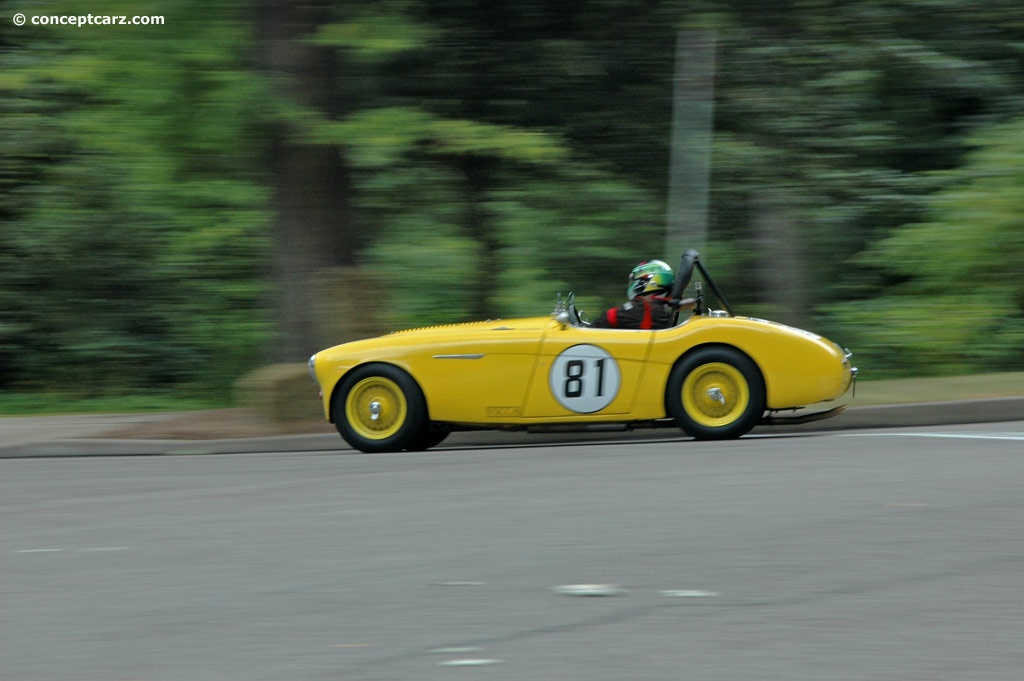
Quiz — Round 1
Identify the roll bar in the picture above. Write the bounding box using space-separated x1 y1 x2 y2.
668 249 733 319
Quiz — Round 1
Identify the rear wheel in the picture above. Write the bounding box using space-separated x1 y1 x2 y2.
666 346 765 440
332 364 428 453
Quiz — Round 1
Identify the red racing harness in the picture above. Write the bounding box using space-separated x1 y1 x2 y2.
605 295 662 329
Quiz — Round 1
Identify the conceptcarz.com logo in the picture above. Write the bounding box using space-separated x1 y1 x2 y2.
13 13 165 27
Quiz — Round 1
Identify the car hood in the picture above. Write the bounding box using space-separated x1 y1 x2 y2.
388 316 553 337
315 316 554 360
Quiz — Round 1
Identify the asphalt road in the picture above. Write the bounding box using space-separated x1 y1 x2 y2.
4 422 1024 681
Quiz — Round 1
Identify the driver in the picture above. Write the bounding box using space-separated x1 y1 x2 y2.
591 260 675 329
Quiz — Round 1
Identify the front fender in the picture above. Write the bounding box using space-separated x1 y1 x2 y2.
654 317 853 409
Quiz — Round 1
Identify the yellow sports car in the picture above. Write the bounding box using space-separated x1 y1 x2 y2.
310 250 856 453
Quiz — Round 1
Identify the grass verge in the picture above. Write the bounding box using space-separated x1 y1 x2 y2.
850 372 1024 406
0 391 229 417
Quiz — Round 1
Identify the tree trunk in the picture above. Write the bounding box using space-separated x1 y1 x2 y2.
254 0 358 361
751 191 807 327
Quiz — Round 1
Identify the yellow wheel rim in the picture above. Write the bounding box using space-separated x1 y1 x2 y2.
345 376 408 441
681 362 750 428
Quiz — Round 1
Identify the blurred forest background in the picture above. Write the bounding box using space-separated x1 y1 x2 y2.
1 0 1022 405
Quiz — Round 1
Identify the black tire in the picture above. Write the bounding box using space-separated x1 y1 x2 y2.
406 422 451 451
665 346 766 440
332 364 428 453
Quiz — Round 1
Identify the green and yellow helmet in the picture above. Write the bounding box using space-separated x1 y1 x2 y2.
627 260 674 300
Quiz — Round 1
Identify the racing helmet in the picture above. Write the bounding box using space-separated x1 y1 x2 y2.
627 260 675 300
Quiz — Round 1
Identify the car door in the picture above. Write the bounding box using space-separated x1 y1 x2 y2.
410 324 546 423
523 325 656 418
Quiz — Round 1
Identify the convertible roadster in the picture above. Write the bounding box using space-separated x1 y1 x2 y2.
310 250 856 453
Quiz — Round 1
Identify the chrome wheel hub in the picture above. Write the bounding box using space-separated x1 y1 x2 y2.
707 387 726 405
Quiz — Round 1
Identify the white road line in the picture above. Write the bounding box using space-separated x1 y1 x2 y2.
552 584 625 596
843 433 1024 442
14 546 133 554
659 589 720 598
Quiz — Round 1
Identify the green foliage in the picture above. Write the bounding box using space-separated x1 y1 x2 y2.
308 4 438 58
340 124 656 327
4 0 1024 403
0 0 272 396
313 1 672 327
309 107 568 168
707 0 1024 311
827 117 1024 375
487 168 663 317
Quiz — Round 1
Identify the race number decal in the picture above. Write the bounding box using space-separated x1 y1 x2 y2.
548 344 621 413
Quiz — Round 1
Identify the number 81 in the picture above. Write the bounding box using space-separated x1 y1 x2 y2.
564 358 606 398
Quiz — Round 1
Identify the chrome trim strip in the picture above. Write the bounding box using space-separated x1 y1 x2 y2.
433 354 485 360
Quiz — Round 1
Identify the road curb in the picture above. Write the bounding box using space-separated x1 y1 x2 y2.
2 398 1022 458
811 397 1024 431
0 433 342 458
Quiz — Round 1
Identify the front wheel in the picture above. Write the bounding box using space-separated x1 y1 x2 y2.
666 346 766 440
332 364 428 453
406 422 451 451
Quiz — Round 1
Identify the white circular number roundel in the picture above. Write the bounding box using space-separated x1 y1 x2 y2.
549 344 621 413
